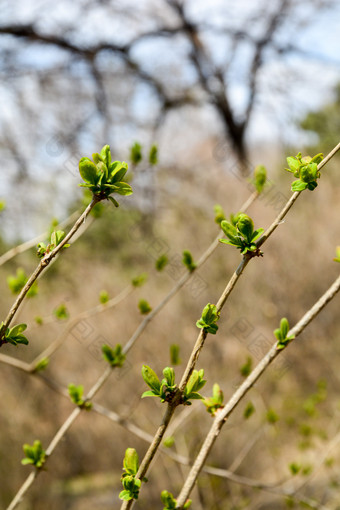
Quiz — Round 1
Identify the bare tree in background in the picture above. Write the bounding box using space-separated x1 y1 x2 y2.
0 0 339 189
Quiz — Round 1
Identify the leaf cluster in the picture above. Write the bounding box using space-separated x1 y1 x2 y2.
142 366 177 402
182 369 206 405
196 303 220 334
274 318 295 350
219 214 264 255
161 490 192 510
119 448 145 501
155 254 169 271
285 152 323 191
79 145 132 206
21 440 46 469
182 250 196 272
37 230 70 258
53 303 69 320
68 383 92 410
203 383 224 416
102 344 126 368
0 322 28 346
334 246 340 263
252 165 267 193
138 299 152 315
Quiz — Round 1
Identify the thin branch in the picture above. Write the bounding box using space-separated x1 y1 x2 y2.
0 198 99 345
0 210 81 266
175 273 340 508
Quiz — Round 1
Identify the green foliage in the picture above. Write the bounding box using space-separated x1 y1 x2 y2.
53 303 69 320
132 273 148 287
119 448 142 501
141 365 177 402
138 299 152 315
21 440 46 469
0 200 6 212
7 268 38 297
182 250 196 272
161 490 192 510
68 383 92 410
170 344 181 365
34 316 43 325
0 322 29 346
183 369 206 405
203 383 224 416
32 357 49 373
303 380 327 416
37 230 70 258
334 246 340 263
99 290 109 304
275 318 295 350
130 142 142 165
240 356 252 377
289 462 301 475
252 165 267 193
214 204 226 225
78 145 132 206
196 303 220 335
266 408 279 424
149 144 158 165
163 436 175 448
285 152 323 192
244 401 255 419
155 254 169 271
219 214 264 255
102 344 126 368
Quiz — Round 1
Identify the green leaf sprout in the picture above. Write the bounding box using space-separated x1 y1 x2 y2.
79 145 132 206
161 490 192 510
285 152 324 192
155 254 169 271
138 299 152 315
196 303 220 335
21 440 46 469
68 383 92 410
0 322 29 346
182 250 196 272
274 317 295 350
219 214 264 256
102 344 126 368
203 383 224 416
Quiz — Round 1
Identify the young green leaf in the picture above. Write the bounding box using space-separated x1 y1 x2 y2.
21 440 46 469
138 299 152 315
253 165 267 193
182 250 196 272
102 344 125 367
149 144 158 165
155 254 169 271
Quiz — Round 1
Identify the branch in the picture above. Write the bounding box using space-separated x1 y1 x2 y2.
175 273 340 508
0 198 99 345
0 210 81 266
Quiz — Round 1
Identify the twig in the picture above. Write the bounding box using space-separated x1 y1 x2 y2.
175 273 340 508
0 210 81 267
0 198 99 345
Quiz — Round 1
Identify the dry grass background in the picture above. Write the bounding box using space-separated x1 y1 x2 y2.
0 142 339 509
